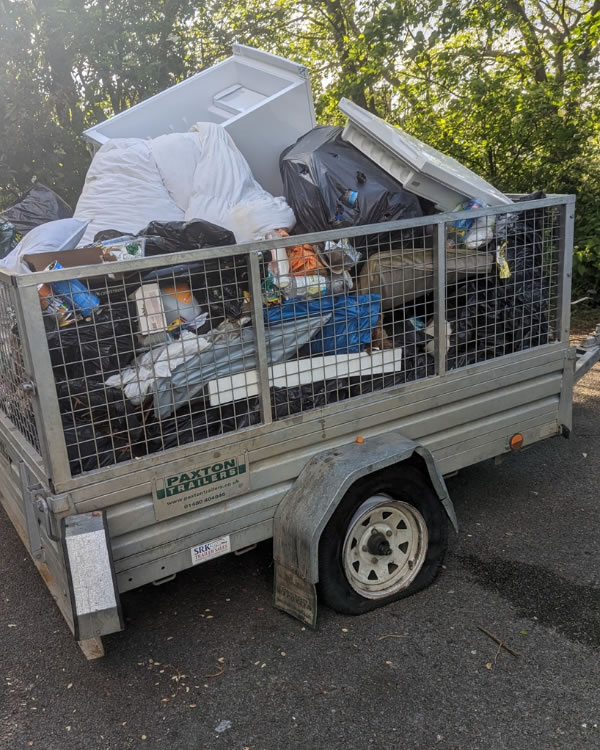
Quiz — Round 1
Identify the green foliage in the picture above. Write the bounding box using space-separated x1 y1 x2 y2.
1 0 600 291
573 157 600 293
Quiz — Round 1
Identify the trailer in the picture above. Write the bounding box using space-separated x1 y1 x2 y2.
2 46 599 658
2 191 599 659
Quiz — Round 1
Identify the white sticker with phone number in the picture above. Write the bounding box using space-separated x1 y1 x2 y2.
191 535 231 566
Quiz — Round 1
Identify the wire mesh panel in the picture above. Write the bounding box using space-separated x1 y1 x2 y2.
23 200 566 480
255 225 435 419
0 278 41 453
42 254 254 476
445 205 560 370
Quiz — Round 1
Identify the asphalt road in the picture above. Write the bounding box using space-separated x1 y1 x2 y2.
1 366 599 750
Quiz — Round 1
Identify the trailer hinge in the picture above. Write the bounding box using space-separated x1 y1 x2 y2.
33 490 61 542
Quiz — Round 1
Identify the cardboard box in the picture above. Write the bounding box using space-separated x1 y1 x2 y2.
23 238 144 278
23 245 108 272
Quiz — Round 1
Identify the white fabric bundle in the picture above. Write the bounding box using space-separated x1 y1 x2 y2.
75 123 295 246
74 139 185 246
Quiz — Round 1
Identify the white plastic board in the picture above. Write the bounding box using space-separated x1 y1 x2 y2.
207 348 402 406
339 98 512 211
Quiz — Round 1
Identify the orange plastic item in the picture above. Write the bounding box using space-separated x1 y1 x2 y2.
289 243 325 276
276 229 325 277
162 282 193 305
356 436 365 444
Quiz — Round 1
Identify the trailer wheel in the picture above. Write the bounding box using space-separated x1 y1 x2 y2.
318 465 448 615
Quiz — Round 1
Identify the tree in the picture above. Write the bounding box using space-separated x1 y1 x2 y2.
1 0 599 290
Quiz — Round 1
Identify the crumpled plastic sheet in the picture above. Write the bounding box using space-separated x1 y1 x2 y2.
105 330 213 406
145 397 254 452
138 219 236 255
62 413 133 475
0 183 72 235
152 314 329 419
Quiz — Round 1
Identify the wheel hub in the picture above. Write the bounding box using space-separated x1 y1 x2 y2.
366 530 393 556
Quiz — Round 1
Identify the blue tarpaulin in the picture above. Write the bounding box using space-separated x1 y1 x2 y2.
264 293 381 354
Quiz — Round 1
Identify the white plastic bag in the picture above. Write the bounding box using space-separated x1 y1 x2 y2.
0 218 89 273
229 198 295 242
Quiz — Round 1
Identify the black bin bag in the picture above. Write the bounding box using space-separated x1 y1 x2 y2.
0 183 72 236
280 126 423 238
138 219 235 256
137 220 246 324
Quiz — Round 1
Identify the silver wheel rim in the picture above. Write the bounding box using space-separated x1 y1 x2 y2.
342 495 428 599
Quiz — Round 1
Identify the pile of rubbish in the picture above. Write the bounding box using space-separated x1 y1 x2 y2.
0 102 555 476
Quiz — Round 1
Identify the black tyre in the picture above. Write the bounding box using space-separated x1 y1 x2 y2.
318 464 448 615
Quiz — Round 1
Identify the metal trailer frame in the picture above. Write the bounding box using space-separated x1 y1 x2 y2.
0 195 589 656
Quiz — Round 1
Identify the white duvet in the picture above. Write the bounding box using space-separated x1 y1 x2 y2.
75 123 295 246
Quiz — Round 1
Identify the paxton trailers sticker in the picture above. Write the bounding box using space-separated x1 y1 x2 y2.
153 454 249 521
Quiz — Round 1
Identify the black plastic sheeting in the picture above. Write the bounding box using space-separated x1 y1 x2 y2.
280 126 424 236
62 414 133 475
46 303 139 475
137 219 236 256
0 183 72 234
46 303 136 381
57 377 140 474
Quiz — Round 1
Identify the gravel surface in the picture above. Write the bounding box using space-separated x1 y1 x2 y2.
1 365 599 750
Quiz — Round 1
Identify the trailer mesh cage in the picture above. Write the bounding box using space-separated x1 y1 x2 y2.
0 279 41 454
0 199 568 481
